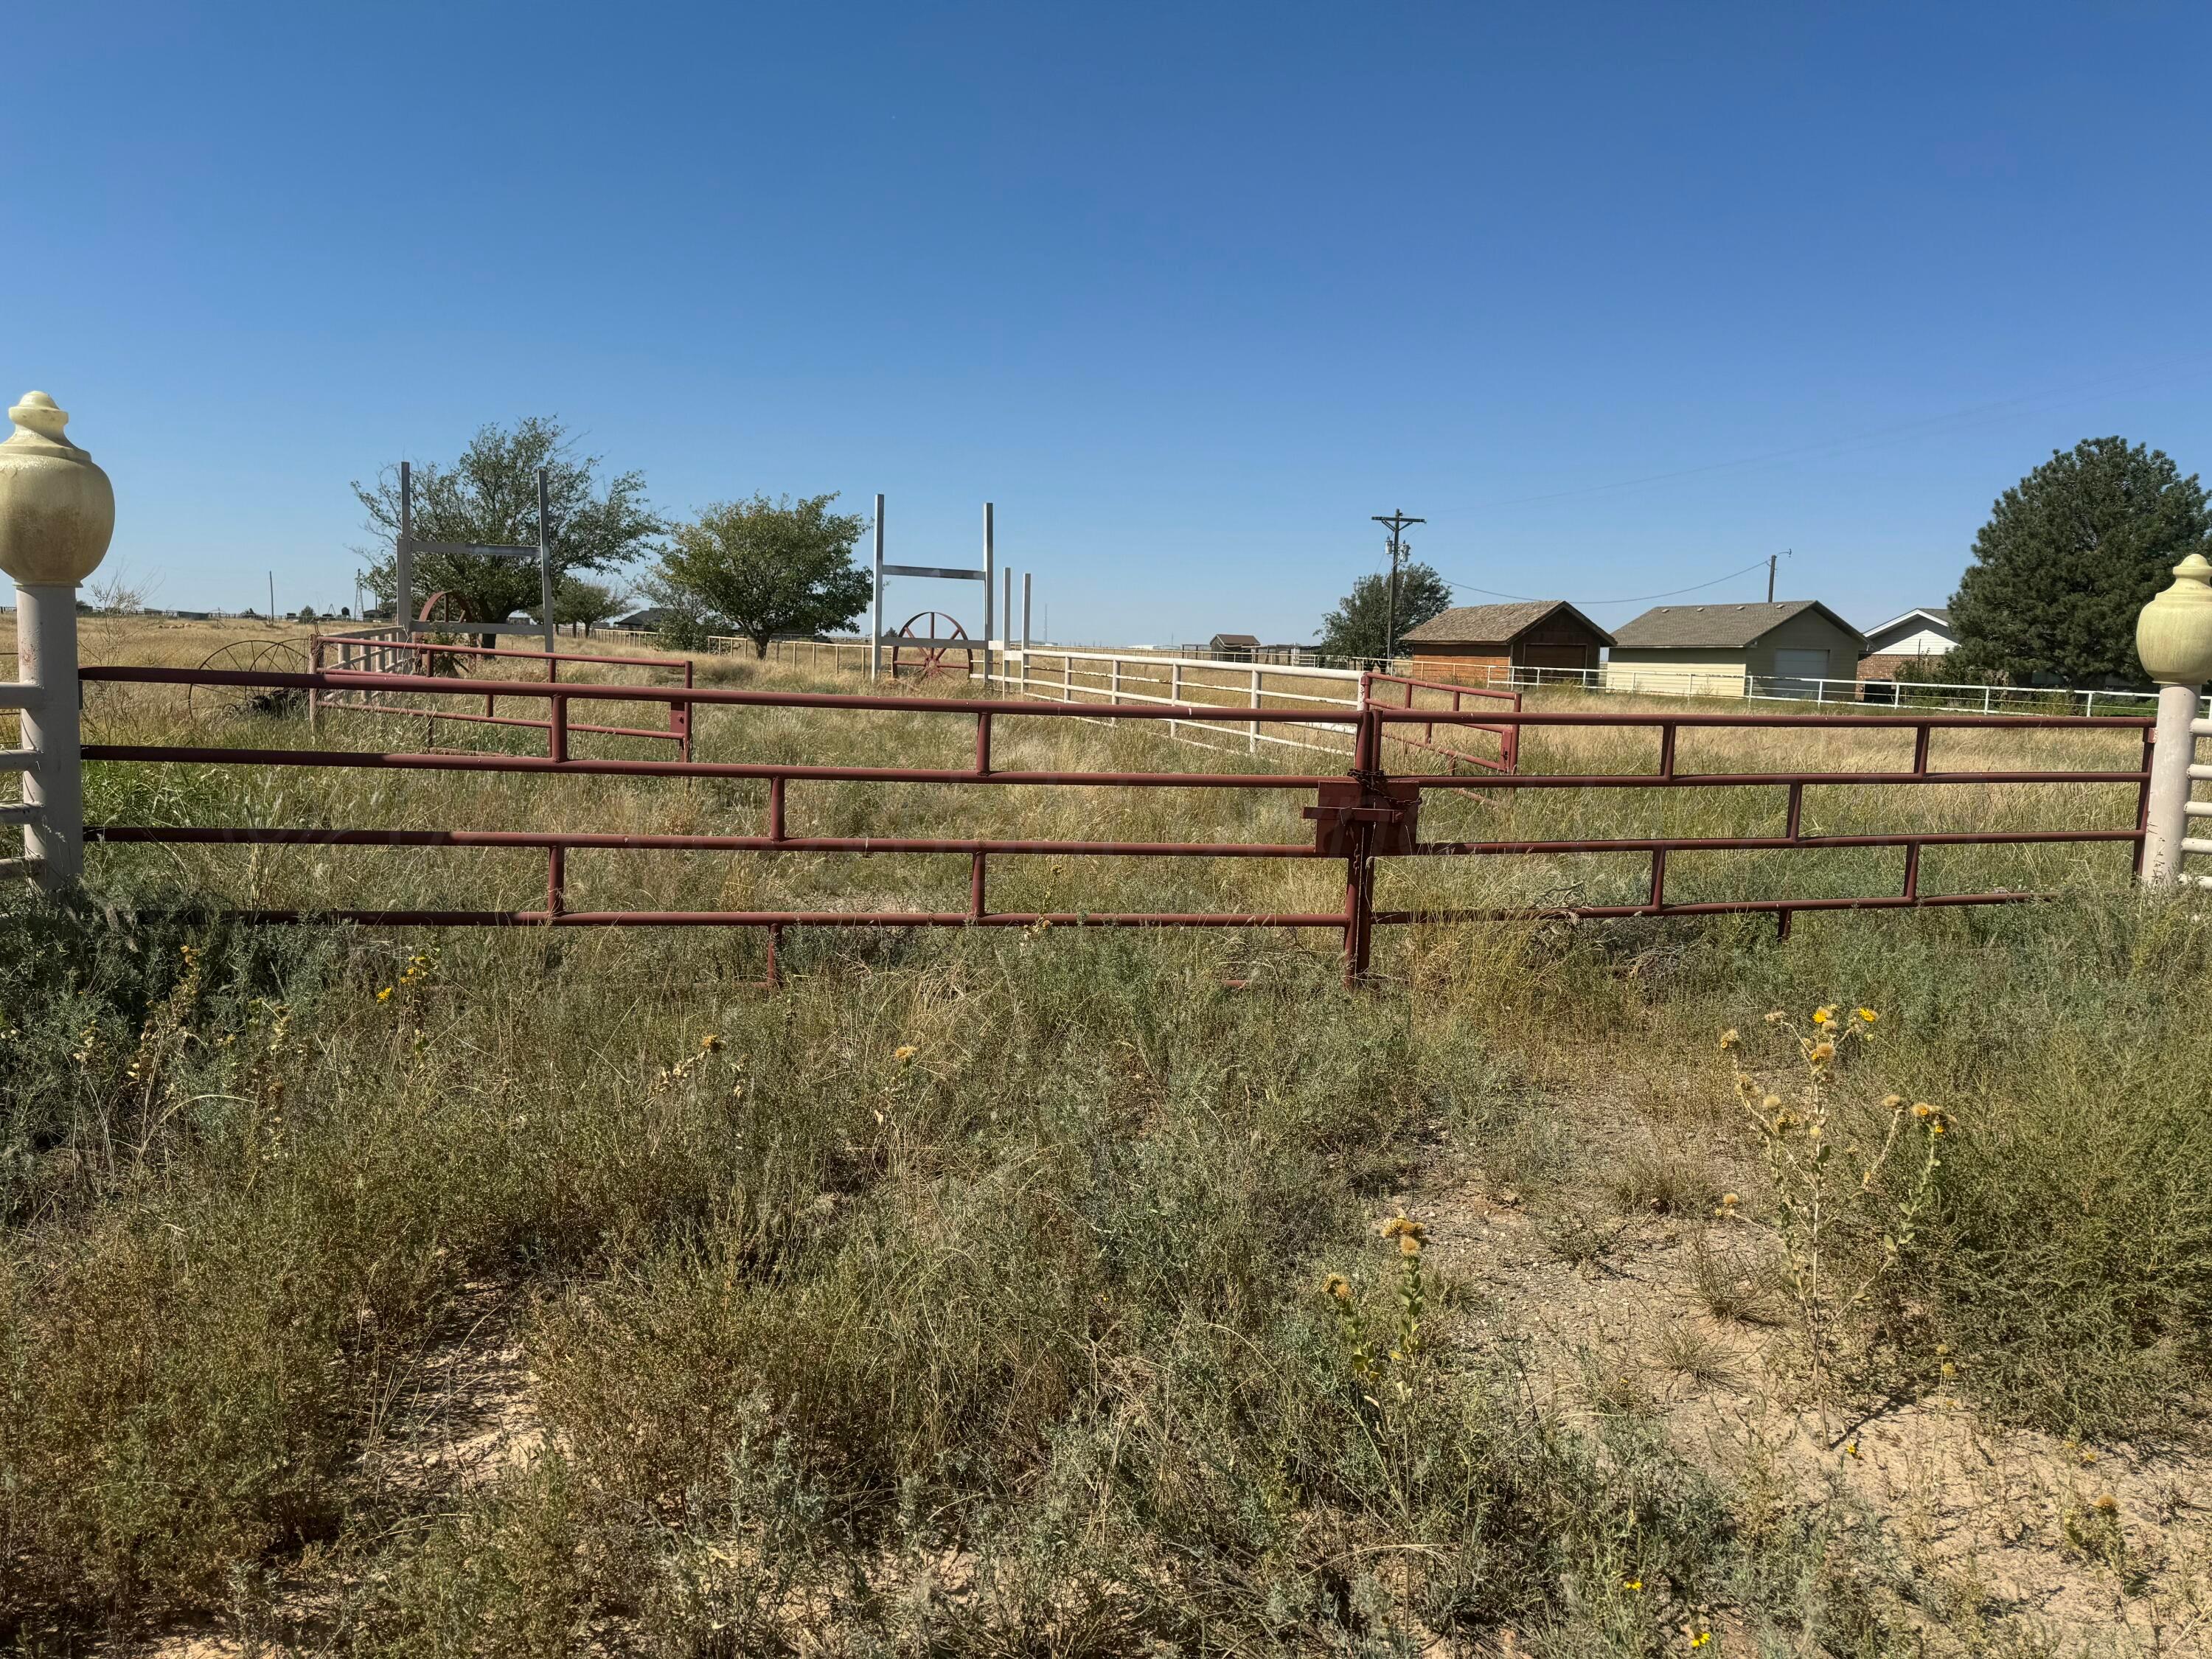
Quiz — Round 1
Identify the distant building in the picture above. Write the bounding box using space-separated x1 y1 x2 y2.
1208 632 1262 661
1859 607 1956 678
1397 602 1613 684
1604 601 1866 696
615 608 681 630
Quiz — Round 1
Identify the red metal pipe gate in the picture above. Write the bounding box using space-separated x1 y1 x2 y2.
310 634 695 759
76 663 2152 984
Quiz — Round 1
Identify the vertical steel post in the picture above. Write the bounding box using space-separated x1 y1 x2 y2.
1020 572 1032 699
970 709 992 919
869 493 885 682
1341 703 1382 985
1248 666 1261 754
1003 566 1013 687
396 460 414 639
537 468 556 655
982 501 995 692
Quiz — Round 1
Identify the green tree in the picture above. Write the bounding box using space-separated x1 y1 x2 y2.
647 495 872 657
1315 560 1453 661
352 418 661 632
1948 437 2211 685
535 576 629 630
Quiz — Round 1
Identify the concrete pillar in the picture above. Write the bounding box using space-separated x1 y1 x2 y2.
0 392 115 891
2135 553 2212 886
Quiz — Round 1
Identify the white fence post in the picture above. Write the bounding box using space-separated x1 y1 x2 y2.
2136 553 2212 886
0 392 114 891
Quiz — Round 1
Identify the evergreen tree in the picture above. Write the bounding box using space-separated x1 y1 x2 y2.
1949 438 2211 684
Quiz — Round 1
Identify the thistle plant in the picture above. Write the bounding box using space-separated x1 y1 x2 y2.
1721 1006 1947 1401
1324 1214 1429 1404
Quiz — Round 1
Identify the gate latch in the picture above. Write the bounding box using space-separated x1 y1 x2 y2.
1305 779 1422 856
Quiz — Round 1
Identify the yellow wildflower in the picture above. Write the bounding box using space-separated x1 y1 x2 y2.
1380 1215 1426 1242
1688 1634 1712 1650
1718 1028 1739 1051
1812 1006 1835 1026
1622 1578 1643 1591
1856 1007 1879 1024
376 987 393 1002
1843 1439 1860 1458
1398 1232 1423 1257
700 1034 722 1052
894 1043 919 1062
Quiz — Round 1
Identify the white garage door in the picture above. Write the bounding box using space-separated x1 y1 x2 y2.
1773 649 1829 695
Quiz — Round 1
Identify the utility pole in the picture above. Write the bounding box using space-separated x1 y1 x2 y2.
1767 549 1792 603
268 570 276 623
1371 508 1425 666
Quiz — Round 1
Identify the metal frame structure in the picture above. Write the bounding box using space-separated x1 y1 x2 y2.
393 461 557 652
1363 671 1519 773
74 662 2151 984
869 495 995 687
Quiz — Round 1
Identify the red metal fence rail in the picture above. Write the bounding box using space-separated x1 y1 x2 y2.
310 634 695 759
76 664 2152 982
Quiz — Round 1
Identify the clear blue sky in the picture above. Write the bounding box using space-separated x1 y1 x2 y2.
13 1 2211 641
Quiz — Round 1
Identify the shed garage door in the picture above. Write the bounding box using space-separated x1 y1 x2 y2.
1773 648 1829 694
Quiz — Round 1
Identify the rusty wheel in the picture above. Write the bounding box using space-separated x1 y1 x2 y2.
189 639 312 726
891 611 975 681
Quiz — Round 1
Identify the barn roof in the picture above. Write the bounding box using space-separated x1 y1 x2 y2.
1398 601 1614 647
1610 599 1865 650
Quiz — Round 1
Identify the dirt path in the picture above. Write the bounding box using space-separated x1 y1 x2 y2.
1385 1155 2212 1655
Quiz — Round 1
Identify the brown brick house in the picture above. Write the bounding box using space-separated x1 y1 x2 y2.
1396 602 1613 684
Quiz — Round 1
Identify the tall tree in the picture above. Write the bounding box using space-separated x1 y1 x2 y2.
1315 560 1453 661
536 575 630 630
352 418 661 629
647 494 873 657
1949 437 2211 685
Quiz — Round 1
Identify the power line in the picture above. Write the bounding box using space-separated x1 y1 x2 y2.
1437 557 1778 608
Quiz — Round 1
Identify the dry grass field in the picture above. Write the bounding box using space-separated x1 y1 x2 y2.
2 620 2208 1656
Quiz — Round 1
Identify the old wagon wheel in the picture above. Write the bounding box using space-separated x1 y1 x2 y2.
188 639 312 726
890 611 975 681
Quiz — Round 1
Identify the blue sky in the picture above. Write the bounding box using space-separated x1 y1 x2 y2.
12 1 2211 642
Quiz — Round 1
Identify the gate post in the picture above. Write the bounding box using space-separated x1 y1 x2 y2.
2135 552 2212 885
0 392 115 891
